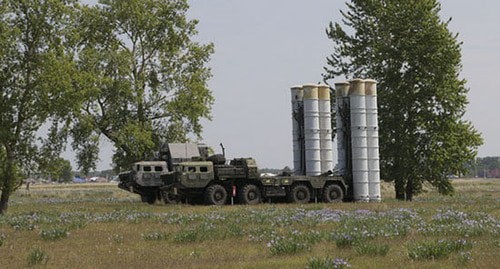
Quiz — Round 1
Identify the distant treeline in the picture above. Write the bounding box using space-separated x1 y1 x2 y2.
466 157 500 178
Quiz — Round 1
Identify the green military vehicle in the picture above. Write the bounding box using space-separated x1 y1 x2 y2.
118 143 208 204
118 161 169 204
160 155 348 205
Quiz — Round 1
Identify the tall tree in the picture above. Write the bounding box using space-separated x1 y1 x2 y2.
0 0 78 214
72 0 214 172
324 0 482 200
37 157 73 182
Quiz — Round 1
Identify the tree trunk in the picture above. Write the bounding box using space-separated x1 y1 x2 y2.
395 178 406 200
1 146 15 215
0 190 9 215
405 177 414 201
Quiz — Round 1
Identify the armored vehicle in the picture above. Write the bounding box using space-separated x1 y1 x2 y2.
160 155 348 205
118 161 169 204
118 143 208 204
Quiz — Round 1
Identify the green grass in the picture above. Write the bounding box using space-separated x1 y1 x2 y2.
40 226 69 241
0 179 499 268
355 242 390 256
27 247 49 266
407 239 473 260
307 257 352 269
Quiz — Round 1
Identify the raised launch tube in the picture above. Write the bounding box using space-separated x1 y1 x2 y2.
349 79 369 201
318 84 333 173
302 84 321 176
365 79 381 202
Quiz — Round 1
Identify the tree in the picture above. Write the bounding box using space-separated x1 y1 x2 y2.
37 157 73 182
72 0 214 173
0 0 78 214
324 0 482 200
59 160 73 183
473 157 500 178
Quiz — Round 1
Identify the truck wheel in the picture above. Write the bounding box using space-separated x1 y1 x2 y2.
162 190 181 204
288 184 311 204
322 184 344 203
239 184 262 205
204 184 228 205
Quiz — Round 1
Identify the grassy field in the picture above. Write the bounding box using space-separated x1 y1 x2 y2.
0 179 498 268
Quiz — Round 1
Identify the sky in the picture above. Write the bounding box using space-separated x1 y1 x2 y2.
79 0 500 171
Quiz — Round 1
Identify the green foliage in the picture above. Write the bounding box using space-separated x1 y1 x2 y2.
40 227 70 241
324 0 482 200
457 251 473 265
472 156 500 177
332 233 359 248
0 0 214 212
0 0 79 214
142 231 169 241
307 257 334 269
37 157 73 182
407 239 473 260
173 229 198 243
355 243 390 256
267 231 310 255
27 247 49 266
475 157 500 171
59 160 74 183
0 181 498 268
72 0 214 172
307 257 352 269
0 233 5 246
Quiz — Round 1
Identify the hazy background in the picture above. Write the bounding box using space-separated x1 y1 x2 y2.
72 1 500 171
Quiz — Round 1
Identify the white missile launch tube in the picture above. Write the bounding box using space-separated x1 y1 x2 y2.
349 79 369 202
303 84 321 176
365 79 381 202
318 84 333 173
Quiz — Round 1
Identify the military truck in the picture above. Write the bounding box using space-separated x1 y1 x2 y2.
159 155 348 205
118 161 169 204
118 143 208 204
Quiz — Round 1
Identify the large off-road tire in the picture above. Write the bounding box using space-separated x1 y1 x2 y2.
322 184 344 203
204 184 228 205
161 190 181 204
239 184 262 205
287 184 311 204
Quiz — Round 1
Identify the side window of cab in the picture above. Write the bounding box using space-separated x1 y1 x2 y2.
154 166 163 172
188 166 196 172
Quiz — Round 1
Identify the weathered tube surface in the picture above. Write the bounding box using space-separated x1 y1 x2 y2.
334 82 350 175
303 84 321 176
365 79 381 202
291 85 304 175
349 79 369 202
318 84 333 173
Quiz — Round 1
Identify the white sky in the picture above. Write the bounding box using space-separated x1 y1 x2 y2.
75 1 500 171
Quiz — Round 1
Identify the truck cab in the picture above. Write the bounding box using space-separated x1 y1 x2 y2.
160 158 260 204
117 143 208 204
133 161 169 186
118 161 169 204
176 161 215 188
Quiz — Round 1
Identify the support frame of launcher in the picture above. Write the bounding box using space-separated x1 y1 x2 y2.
118 79 381 205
